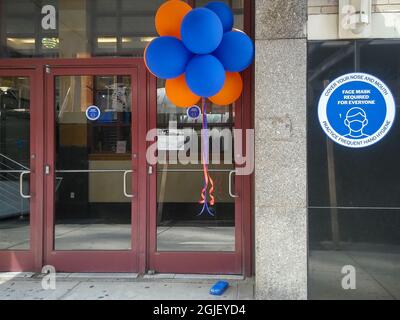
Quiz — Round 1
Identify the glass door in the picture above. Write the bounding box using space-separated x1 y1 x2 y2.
44 65 141 272
148 78 249 275
0 68 42 271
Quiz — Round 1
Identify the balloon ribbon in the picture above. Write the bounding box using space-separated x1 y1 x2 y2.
199 97 215 216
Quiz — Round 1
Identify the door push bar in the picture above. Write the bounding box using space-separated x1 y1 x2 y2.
19 171 31 199
123 170 135 198
229 170 239 199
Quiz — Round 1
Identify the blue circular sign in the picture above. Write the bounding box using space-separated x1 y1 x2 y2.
86 105 101 121
318 73 396 148
187 105 201 120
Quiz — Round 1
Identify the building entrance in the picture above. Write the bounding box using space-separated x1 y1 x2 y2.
0 58 252 275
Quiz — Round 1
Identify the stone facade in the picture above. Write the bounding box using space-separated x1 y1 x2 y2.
255 0 308 300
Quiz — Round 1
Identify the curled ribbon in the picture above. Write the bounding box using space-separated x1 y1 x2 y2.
199 97 215 216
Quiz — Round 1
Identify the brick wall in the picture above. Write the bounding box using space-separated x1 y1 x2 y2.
309 0 400 15
308 0 400 39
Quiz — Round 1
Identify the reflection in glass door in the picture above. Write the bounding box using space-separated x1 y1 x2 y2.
0 69 39 271
0 76 30 250
156 79 236 252
53 75 133 251
149 76 245 275
45 66 140 272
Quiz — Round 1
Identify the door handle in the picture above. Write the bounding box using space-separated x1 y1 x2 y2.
123 170 134 198
19 171 31 199
229 170 239 198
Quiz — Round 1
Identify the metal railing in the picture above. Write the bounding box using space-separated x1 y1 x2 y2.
0 153 30 218
0 153 29 170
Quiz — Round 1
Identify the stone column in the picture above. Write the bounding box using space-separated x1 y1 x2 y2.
254 0 308 300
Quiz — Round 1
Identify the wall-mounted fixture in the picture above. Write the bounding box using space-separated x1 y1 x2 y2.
339 0 372 38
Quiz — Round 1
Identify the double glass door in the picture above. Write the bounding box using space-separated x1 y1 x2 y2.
0 59 250 275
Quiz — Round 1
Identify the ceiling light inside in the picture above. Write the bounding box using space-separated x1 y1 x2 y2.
42 37 59 49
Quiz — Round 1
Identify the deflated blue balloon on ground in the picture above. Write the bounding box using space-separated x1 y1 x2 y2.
213 31 254 72
185 55 226 97
145 36 191 79
181 8 223 54
205 2 234 32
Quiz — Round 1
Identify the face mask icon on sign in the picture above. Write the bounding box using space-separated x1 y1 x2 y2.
344 107 370 139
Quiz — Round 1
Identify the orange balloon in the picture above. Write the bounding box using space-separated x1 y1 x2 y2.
166 74 201 108
155 0 192 39
209 72 243 106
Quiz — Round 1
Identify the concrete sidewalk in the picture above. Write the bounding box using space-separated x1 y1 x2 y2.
0 273 254 300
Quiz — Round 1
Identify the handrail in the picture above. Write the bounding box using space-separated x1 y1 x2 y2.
55 169 233 173
0 171 23 186
156 169 234 173
0 153 29 170
0 196 21 212
0 181 19 198
0 161 22 171
56 169 135 173
0 162 27 180
0 174 24 183
309 206 400 210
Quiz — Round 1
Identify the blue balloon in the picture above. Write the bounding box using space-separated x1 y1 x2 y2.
205 2 234 32
213 31 254 72
145 36 191 79
185 55 226 97
181 8 223 55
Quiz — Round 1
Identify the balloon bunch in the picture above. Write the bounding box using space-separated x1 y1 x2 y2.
144 0 254 215
145 0 254 107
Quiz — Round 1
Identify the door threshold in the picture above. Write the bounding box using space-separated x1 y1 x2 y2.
0 272 36 280
143 274 245 280
33 272 140 280
1 272 245 281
